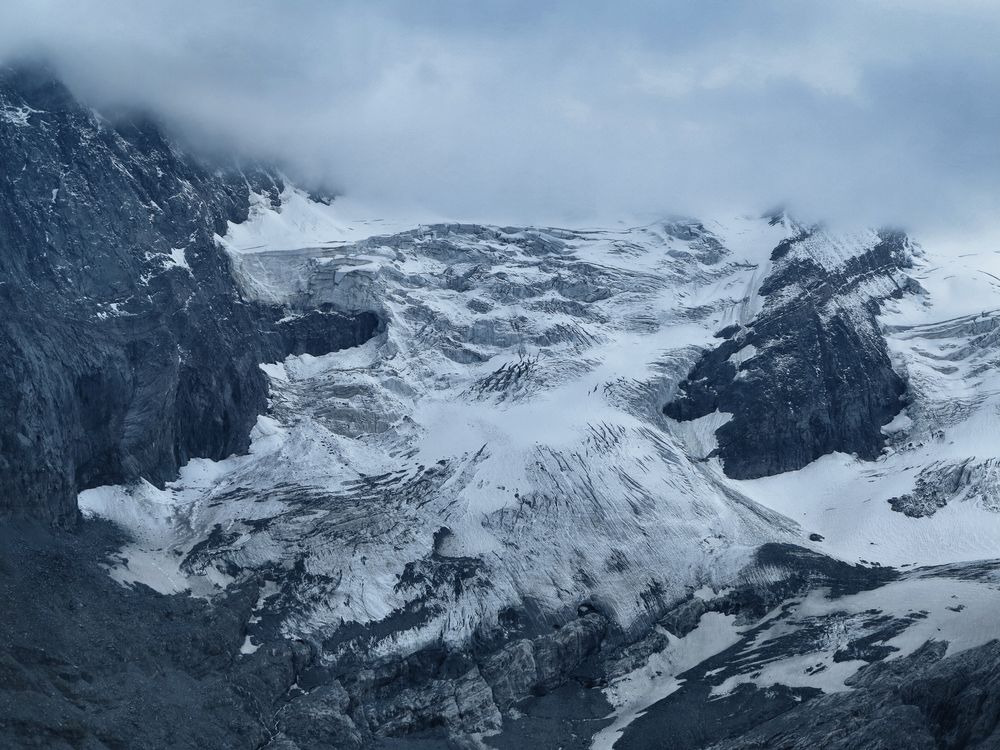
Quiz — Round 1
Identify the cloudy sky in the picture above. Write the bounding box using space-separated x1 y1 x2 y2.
2 0 999 231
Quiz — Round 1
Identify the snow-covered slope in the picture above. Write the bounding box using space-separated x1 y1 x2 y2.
77 188 1000 747
83 191 803 649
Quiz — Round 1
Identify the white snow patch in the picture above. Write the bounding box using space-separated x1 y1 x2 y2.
668 410 732 461
727 344 757 368
78 415 290 596
0 102 40 126
165 247 191 272
239 635 261 655
881 410 913 435
219 187 434 254
734 451 1000 565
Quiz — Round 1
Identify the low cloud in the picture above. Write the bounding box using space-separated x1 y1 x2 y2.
2 1 999 232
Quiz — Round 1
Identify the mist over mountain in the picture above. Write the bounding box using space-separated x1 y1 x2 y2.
2 1 999 230
5 5 1000 750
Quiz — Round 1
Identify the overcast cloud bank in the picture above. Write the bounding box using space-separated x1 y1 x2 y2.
2 0 999 233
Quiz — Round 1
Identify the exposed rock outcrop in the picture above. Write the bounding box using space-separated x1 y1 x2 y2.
0 65 377 526
665 227 912 478
707 639 1000 750
0 521 307 750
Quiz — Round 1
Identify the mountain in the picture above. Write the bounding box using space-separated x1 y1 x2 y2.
0 65 376 527
5 66 1000 750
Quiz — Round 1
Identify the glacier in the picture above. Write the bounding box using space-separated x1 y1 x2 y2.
75 185 1000 747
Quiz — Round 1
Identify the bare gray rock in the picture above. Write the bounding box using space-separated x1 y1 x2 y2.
0 64 377 527
665 226 911 479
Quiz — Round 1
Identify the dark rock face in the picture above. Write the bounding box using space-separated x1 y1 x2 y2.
0 521 310 750
664 228 912 479
273 306 381 358
706 639 1000 750
296 610 609 745
0 66 376 526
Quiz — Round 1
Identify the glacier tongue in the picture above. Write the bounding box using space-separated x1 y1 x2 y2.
86 201 805 653
74 189 1000 746
81 193 1000 645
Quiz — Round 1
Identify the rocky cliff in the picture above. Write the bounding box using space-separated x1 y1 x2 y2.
664 225 913 478
0 65 376 526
